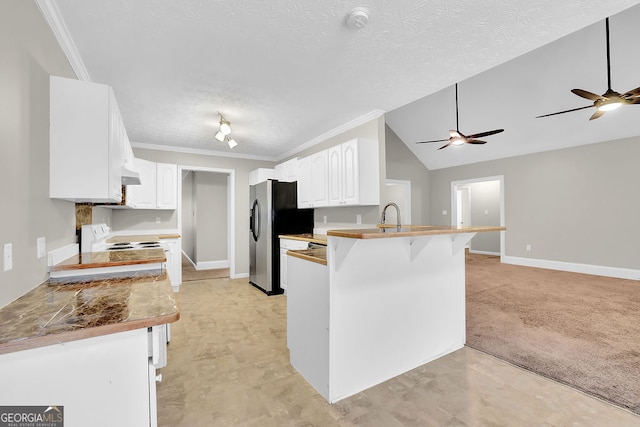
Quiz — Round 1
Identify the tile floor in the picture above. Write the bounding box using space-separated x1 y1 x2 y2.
157 278 640 426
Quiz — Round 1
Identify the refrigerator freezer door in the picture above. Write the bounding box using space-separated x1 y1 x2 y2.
249 181 273 293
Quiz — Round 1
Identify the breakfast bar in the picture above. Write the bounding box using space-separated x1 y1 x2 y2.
286 225 505 403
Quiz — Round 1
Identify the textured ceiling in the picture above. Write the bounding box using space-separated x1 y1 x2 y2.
49 0 640 166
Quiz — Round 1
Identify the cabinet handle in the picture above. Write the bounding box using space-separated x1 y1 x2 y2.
155 373 163 383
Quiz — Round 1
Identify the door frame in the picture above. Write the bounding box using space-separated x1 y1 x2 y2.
450 175 505 259
177 165 236 278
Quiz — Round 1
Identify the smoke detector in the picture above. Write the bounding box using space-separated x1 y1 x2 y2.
346 7 369 29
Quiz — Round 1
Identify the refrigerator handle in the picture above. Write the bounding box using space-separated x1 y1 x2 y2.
251 199 260 242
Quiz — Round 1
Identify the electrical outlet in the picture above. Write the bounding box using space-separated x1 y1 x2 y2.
356 214 362 224
37 237 46 259
442 210 448 215
526 244 532 251
155 217 161 224
323 215 327 223
4 243 12 271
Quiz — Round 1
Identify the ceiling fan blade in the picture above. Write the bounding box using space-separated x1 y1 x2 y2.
622 86 640 100
466 139 487 145
571 89 602 101
536 105 593 118
589 109 605 120
438 141 453 150
467 129 504 139
416 138 449 144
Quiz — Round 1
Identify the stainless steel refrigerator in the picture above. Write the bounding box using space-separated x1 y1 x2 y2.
249 180 314 295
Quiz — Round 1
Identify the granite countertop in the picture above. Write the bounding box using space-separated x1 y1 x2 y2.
0 271 179 355
51 248 166 272
287 247 327 265
106 234 181 244
279 234 327 245
327 225 506 239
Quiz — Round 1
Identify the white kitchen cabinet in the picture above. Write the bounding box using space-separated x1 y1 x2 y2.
127 158 157 208
274 158 298 182
298 150 329 208
328 138 380 207
127 160 177 210
249 168 275 185
279 238 310 293
162 237 182 290
156 163 178 209
296 156 313 208
0 328 158 427
50 76 125 202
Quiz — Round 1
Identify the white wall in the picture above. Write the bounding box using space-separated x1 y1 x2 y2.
0 1 78 307
181 171 195 260
467 180 501 254
194 172 228 264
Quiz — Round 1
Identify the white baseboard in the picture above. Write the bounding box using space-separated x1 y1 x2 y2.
195 260 229 270
469 249 500 256
502 255 640 281
232 273 249 279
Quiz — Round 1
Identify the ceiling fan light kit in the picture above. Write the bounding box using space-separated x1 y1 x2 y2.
416 83 504 150
537 17 640 121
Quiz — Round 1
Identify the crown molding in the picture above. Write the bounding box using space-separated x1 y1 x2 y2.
35 0 91 81
277 109 385 161
130 141 275 162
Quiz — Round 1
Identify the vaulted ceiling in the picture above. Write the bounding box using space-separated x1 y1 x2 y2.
41 0 640 168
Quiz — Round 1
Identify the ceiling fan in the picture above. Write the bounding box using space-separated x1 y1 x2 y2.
416 83 504 150
537 17 640 121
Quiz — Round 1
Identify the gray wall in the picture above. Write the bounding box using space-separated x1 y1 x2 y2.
119 148 274 275
385 125 430 225
181 171 195 260
288 117 386 225
429 136 640 269
194 172 228 263
466 180 500 254
0 1 77 307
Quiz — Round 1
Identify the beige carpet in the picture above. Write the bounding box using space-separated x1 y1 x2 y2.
181 255 229 282
466 252 640 414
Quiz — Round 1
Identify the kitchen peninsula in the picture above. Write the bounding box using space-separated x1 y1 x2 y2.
285 225 505 403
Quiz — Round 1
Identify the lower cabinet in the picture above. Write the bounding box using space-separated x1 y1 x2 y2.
0 328 164 427
279 238 310 292
162 238 182 290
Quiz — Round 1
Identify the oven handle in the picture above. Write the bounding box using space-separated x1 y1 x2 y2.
251 199 260 242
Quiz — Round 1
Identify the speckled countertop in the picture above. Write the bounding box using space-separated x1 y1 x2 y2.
0 271 179 355
51 248 166 272
327 225 506 239
279 234 327 245
287 247 327 266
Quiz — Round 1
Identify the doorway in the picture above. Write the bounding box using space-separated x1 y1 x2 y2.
177 166 236 278
451 176 504 258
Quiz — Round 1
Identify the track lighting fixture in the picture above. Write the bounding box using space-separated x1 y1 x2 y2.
215 112 238 148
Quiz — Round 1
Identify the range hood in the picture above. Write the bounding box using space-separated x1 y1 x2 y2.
121 165 141 185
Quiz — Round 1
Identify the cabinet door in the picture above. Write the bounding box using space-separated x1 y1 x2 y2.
296 156 312 208
310 150 329 207
327 146 343 206
156 163 177 209
128 158 156 208
341 139 360 205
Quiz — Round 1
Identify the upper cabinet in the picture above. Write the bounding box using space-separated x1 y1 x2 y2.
248 168 275 186
50 76 127 202
274 158 298 182
298 138 379 208
297 151 328 208
127 159 177 210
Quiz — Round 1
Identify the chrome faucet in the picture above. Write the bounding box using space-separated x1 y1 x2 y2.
380 202 402 229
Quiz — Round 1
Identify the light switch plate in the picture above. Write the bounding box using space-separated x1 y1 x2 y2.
37 237 46 259
3 243 12 271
